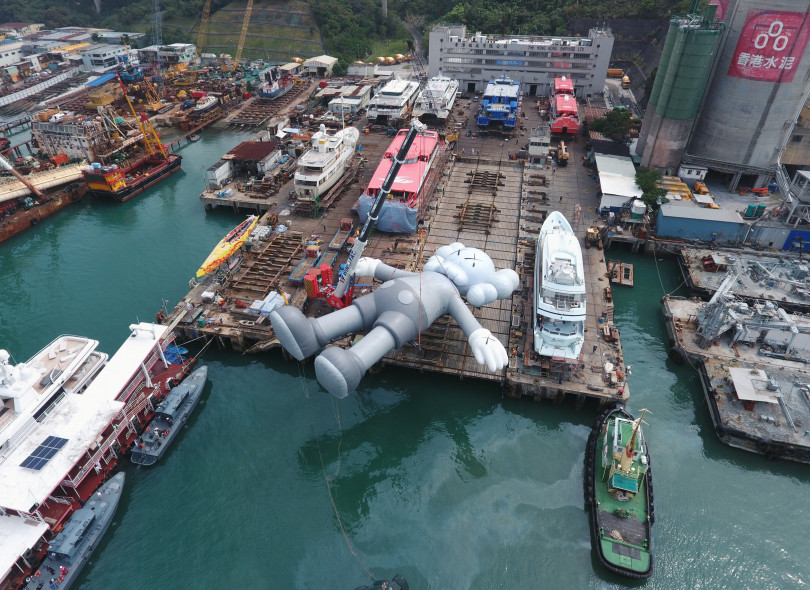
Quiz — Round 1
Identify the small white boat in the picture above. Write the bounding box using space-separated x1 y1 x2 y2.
193 95 219 114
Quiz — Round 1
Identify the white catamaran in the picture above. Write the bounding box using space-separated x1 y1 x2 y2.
413 75 459 120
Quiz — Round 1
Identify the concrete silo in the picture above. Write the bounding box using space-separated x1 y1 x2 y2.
637 7 724 171
686 0 810 189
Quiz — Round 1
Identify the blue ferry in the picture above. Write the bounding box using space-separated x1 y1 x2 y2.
477 77 521 129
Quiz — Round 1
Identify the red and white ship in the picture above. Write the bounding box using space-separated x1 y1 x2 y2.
0 323 194 588
553 76 575 97
550 92 580 135
356 128 440 233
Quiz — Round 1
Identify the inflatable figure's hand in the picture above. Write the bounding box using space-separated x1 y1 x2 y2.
354 257 381 277
468 328 508 371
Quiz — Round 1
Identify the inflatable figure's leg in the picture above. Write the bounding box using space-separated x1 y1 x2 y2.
315 326 396 398
271 306 364 361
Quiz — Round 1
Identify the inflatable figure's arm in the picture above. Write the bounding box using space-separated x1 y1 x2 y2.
447 297 509 371
354 257 418 281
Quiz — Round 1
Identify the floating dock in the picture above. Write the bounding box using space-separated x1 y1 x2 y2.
678 245 810 313
164 94 630 406
607 260 634 287
663 293 810 464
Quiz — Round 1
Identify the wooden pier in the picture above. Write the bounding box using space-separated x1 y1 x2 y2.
164 94 630 406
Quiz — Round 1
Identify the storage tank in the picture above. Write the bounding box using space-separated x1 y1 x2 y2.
631 200 646 219
688 0 810 176
638 6 724 171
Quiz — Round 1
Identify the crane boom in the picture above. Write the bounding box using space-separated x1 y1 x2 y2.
234 0 254 64
196 0 212 57
0 153 46 199
329 118 427 306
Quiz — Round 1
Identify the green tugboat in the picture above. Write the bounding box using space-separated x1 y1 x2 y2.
585 404 654 579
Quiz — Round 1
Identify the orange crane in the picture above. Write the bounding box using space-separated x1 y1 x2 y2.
196 0 212 57
234 0 254 64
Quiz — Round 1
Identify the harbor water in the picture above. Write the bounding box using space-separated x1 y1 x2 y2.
2 131 809 588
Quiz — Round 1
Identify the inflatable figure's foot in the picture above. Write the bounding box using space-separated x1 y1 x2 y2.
315 347 365 398
270 307 320 360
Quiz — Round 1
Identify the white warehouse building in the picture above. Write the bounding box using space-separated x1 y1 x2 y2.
427 24 613 98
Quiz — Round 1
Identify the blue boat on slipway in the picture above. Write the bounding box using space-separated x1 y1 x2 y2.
477 77 521 129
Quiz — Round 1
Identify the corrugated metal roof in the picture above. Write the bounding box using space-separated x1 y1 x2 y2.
85 72 117 87
304 55 338 67
660 203 744 223
599 172 642 198
223 141 279 161
595 153 636 176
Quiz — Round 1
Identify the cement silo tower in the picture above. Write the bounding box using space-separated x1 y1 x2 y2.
685 0 810 190
637 5 724 171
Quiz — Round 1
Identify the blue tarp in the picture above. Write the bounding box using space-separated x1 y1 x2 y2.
85 73 117 87
356 195 418 234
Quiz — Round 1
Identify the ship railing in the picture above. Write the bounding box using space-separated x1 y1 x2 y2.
47 495 73 506
35 391 67 423
62 425 121 488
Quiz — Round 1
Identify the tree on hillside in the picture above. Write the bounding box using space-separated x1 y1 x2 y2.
589 108 636 143
635 167 669 209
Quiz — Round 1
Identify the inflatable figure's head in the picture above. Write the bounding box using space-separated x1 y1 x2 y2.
424 242 520 307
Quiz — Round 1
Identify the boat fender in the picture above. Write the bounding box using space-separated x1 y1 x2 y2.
755 438 772 452
30 217 39 226
668 347 686 365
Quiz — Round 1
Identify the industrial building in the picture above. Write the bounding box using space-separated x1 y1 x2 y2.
137 43 196 67
596 154 642 214
641 0 810 192
636 7 724 172
427 24 613 97
656 204 746 242
80 44 130 72
302 55 338 77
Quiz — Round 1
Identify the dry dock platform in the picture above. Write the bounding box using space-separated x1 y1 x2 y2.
163 95 629 406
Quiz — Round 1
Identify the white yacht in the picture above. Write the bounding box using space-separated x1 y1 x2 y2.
413 75 459 120
294 124 360 200
534 211 586 359
366 78 420 122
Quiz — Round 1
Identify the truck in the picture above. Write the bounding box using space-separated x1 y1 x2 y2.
329 218 353 251
585 224 603 250
621 75 631 89
607 68 624 78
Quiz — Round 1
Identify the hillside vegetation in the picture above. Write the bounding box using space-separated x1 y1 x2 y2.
0 0 696 64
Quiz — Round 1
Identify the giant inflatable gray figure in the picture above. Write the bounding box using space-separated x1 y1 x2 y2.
270 242 520 398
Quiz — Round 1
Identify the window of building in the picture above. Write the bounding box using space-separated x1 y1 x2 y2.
793 135 803 142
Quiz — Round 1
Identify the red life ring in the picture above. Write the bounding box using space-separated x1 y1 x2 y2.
58 575 64 583
146 426 150 432
35 570 41 577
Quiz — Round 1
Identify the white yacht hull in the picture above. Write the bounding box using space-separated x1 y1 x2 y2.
533 211 586 359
